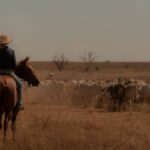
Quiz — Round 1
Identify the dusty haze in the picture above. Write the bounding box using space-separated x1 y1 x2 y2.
1 0 150 61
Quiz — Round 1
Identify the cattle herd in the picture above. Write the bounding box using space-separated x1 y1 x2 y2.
42 78 150 111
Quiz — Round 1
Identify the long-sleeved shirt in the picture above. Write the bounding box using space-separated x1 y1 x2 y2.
0 46 17 71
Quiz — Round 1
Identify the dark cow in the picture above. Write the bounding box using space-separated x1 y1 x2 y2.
106 83 124 111
106 82 139 111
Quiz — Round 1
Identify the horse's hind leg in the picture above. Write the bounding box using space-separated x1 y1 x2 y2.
0 111 3 130
3 112 11 142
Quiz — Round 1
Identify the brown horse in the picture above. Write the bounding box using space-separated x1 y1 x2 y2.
0 57 39 141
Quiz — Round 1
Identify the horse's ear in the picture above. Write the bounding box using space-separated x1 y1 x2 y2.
19 56 30 65
24 56 30 63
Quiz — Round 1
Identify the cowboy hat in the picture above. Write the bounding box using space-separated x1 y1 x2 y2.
0 34 13 45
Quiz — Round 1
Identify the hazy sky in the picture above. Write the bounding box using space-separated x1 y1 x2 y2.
0 0 150 61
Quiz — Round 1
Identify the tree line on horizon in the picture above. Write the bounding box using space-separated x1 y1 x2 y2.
52 52 99 72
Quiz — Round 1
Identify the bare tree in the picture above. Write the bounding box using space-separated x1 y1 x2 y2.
52 53 68 71
80 52 97 71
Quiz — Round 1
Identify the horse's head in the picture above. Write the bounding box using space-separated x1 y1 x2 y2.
15 57 40 86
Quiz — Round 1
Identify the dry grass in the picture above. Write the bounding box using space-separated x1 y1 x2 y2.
0 106 150 150
31 62 150 81
0 62 150 149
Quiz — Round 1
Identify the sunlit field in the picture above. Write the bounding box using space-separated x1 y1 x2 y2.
0 62 150 150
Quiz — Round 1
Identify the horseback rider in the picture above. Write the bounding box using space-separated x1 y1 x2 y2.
0 34 24 110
